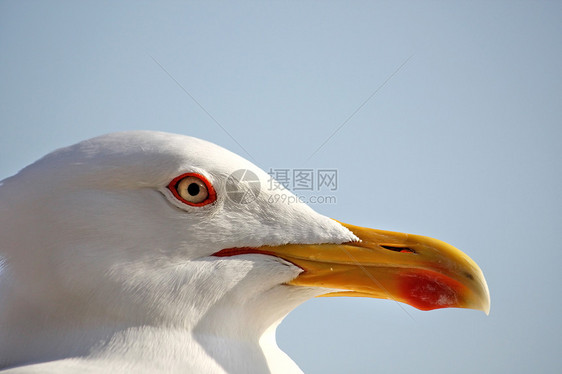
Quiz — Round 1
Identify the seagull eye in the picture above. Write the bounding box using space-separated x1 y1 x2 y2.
168 173 216 207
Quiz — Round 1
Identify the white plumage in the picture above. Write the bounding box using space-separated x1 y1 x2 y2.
0 131 489 373
0 131 356 373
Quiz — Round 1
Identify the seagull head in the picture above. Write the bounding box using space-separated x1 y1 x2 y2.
0 131 489 372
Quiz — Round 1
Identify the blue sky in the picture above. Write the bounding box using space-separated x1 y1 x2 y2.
1 1 560 373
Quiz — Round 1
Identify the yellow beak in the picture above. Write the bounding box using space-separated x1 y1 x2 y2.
214 221 490 314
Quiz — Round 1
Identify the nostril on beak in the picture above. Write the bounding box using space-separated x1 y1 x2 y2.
380 245 415 254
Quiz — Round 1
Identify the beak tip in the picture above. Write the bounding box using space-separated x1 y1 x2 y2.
475 274 491 315
481 302 491 316
478 293 491 315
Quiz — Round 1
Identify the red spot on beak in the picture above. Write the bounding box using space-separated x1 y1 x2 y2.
399 270 466 311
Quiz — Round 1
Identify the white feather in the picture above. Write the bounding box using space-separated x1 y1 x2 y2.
0 131 357 373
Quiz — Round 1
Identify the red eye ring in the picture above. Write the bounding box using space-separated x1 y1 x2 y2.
168 173 217 207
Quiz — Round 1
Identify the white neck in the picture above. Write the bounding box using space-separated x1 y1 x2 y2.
0 261 320 373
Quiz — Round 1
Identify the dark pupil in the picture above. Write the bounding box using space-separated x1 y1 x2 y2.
187 182 200 196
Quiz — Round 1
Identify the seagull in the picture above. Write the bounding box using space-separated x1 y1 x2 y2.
0 131 490 373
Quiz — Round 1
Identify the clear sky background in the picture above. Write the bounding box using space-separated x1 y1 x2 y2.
1 1 560 373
